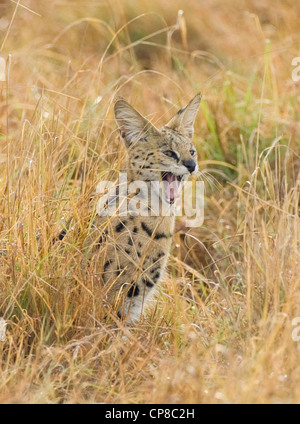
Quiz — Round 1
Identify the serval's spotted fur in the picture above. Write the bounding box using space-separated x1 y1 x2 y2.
88 94 202 322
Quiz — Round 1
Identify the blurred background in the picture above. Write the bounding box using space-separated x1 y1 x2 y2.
0 0 299 404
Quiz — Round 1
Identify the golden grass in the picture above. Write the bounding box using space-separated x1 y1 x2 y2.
0 0 299 403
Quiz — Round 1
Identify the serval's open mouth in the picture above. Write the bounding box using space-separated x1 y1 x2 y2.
161 172 183 204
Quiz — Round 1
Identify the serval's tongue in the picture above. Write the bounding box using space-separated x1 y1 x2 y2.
164 173 179 202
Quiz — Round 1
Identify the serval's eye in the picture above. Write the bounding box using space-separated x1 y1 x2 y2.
190 150 196 156
163 150 179 161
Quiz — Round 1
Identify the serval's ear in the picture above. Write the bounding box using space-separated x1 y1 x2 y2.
164 93 201 138
114 98 160 146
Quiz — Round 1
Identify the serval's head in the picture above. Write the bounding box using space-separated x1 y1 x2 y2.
114 94 201 204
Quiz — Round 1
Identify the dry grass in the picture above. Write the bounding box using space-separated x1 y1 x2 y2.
0 0 299 404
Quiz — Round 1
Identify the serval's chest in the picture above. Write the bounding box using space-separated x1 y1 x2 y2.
102 215 174 302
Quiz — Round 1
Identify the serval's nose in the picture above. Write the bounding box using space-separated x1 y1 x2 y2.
183 159 196 174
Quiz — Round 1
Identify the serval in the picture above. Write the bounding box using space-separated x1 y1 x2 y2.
87 93 202 323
